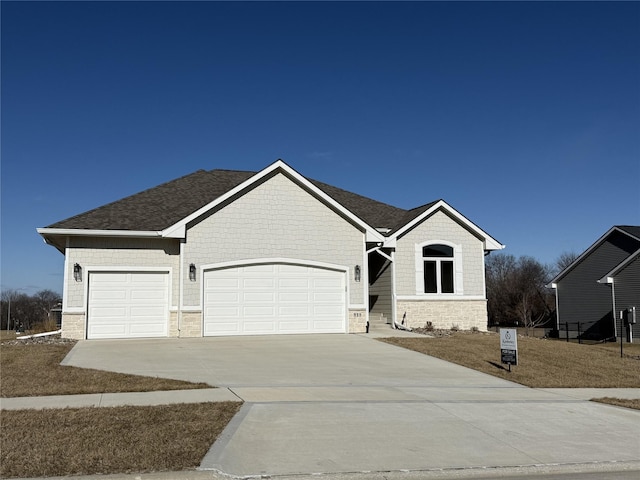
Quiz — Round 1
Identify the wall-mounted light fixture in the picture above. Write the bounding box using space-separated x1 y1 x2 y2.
73 263 82 282
354 265 361 282
189 263 196 281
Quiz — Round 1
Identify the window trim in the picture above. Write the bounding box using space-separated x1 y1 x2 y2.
415 240 463 295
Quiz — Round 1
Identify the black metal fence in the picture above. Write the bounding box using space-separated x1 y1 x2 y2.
559 320 615 344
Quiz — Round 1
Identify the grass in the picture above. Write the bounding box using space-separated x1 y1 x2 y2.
0 401 242 478
592 397 640 410
0 330 17 342
1 342 211 397
380 332 640 388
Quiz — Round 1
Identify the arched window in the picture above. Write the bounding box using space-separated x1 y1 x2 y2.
422 243 455 294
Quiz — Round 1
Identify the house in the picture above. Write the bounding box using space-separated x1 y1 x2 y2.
548 226 640 342
37 160 504 340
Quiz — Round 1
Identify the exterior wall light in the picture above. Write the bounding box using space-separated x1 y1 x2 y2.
73 263 82 282
189 263 196 281
354 265 361 282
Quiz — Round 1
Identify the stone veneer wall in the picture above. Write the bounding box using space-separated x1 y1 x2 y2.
61 313 86 339
179 312 203 337
349 309 367 333
397 299 488 331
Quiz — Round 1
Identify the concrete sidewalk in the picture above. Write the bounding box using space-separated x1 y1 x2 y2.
1 386 639 410
0 388 240 410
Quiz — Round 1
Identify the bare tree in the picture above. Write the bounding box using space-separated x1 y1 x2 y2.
485 253 555 335
510 257 555 336
554 251 579 276
1 289 61 331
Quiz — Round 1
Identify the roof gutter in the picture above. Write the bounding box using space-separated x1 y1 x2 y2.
37 228 164 238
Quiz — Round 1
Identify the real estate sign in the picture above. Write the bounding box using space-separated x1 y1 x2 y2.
500 328 518 366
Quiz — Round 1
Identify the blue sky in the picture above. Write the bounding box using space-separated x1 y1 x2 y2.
2 1 639 295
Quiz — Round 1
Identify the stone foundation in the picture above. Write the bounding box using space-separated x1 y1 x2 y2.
61 313 86 339
348 309 367 333
397 299 488 331
180 311 203 337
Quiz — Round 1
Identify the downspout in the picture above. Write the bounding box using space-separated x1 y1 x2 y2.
363 234 369 334
391 250 397 328
178 240 184 337
553 284 560 332
610 278 617 338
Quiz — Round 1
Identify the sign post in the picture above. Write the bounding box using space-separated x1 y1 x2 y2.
500 328 518 372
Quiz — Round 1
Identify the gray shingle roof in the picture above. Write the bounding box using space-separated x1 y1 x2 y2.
46 168 426 234
617 225 640 241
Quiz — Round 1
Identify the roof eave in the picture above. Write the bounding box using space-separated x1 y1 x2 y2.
37 228 164 238
597 248 640 283
548 226 635 284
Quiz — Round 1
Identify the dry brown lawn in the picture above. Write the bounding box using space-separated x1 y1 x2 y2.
381 332 640 388
592 397 640 410
0 330 17 342
1 342 210 397
0 402 242 478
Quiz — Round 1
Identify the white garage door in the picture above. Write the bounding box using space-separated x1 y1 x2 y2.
203 263 346 336
87 271 169 339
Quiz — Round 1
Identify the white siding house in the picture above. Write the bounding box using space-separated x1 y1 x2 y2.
38 160 504 339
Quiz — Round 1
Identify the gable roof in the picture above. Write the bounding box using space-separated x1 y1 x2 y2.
38 160 503 251
598 248 640 284
549 225 640 285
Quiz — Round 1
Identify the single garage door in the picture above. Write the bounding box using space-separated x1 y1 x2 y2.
203 263 346 336
87 271 169 339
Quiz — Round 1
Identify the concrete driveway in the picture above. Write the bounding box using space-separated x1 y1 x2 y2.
62 334 640 478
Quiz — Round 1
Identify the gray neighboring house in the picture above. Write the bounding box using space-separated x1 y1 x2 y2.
37 160 504 340
548 226 640 342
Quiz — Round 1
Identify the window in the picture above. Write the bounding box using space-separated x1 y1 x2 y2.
422 244 455 294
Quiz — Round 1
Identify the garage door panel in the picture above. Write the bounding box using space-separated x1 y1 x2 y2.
314 304 344 315
279 305 311 316
204 263 345 336
313 277 342 288
90 324 127 336
130 290 166 301
208 306 241 316
279 291 310 302
243 321 276 332
205 291 239 303
129 323 166 335
279 277 310 287
243 305 276 316
87 272 168 339
91 272 129 284
314 292 344 302
279 321 311 332
90 306 128 317
243 292 275 302
244 278 275 288
91 290 128 301
130 306 166 317
205 321 240 335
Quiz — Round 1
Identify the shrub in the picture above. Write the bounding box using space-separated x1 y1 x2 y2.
424 321 434 332
29 318 60 334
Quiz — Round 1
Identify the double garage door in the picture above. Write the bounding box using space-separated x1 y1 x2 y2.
203 263 346 336
87 272 169 339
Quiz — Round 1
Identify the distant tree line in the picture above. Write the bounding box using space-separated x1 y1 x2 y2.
485 252 578 335
0 290 62 331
